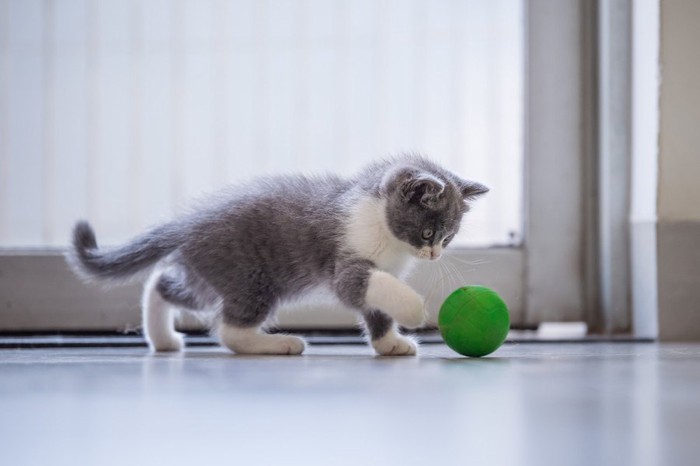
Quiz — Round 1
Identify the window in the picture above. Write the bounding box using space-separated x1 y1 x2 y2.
1 1 594 332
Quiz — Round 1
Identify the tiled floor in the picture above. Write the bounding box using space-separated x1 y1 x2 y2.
1 341 699 466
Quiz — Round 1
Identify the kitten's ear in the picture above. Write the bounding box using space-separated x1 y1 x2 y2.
401 171 446 206
459 179 490 201
381 166 445 206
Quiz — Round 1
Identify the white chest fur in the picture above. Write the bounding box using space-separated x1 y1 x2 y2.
343 195 416 277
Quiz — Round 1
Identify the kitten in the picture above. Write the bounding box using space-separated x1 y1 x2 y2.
67 154 488 356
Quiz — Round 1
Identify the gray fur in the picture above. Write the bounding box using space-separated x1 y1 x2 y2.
362 310 395 341
374 159 488 250
156 259 218 310
67 154 488 340
67 220 184 281
331 257 375 310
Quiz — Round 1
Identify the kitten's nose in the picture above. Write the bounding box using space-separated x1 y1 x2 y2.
430 249 442 260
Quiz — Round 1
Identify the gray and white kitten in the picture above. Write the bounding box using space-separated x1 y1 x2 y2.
67 154 488 356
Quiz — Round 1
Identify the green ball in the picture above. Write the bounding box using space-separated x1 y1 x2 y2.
438 286 510 357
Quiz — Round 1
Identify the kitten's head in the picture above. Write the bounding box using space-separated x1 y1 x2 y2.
380 163 488 260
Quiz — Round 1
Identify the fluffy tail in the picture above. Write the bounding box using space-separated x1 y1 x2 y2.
66 220 185 281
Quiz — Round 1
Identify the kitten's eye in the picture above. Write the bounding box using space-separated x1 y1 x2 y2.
421 228 434 240
443 234 454 245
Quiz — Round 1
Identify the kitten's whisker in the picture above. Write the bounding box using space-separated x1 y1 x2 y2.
443 253 489 267
425 262 441 304
434 260 449 303
437 261 450 304
444 255 478 277
444 261 454 299
423 262 442 305
441 259 459 288
442 255 472 287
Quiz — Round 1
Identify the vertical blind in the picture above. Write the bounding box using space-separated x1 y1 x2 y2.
0 0 522 248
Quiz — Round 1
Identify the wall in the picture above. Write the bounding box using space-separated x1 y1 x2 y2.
656 0 700 340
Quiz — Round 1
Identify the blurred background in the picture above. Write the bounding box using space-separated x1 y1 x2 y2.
1 0 699 342
0 0 522 248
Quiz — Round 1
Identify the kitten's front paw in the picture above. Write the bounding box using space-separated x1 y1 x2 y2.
372 331 418 356
149 331 185 352
395 291 426 329
381 285 426 329
365 271 427 329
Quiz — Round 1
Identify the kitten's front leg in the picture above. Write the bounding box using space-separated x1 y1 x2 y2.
364 270 426 328
334 259 427 330
363 310 418 356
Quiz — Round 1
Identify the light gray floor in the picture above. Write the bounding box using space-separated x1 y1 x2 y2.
1 342 699 466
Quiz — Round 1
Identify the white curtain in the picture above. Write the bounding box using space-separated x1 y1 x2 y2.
0 0 522 247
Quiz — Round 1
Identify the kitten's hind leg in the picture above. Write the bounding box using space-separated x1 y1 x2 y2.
363 310 418 356
217 299 305 355
142 269 184 352
193 264 306 355
218 324 306 355
156 266 218 311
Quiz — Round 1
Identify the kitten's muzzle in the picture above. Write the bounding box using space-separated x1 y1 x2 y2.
417 246 442 261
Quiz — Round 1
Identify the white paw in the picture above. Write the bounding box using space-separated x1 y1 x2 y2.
219 326 306 355
395 291 427 328
365 271 426 329
267 334 306 355
149 331 185 352
372 331 418 356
